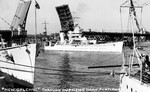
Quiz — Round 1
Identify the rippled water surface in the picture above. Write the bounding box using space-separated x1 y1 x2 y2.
34 50 123 92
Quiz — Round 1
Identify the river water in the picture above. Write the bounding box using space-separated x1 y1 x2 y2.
34 50 123 92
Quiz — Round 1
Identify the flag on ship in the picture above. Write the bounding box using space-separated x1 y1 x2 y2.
35 0 40 9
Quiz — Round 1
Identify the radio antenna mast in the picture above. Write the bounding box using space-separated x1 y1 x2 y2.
42 19 49 36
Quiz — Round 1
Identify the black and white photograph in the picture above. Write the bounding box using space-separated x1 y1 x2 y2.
0 0 150 92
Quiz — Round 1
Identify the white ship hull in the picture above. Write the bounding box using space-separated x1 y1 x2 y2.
0 44 36 84
119 74 150 92
45 41 123 53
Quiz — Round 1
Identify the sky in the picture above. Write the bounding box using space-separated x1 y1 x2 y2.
0 0 150 35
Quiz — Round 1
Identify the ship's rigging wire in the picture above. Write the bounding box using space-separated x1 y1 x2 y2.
121 0 129 6
0 54 122 75
120 7 123 33
0 60 107 74
0 66 34 73
128 9 131 32
121 0 150 7
140 7 143 25
0 66 124 76
120 0 147 33
26 47 34 82
0 16 18 31
0 17 12 28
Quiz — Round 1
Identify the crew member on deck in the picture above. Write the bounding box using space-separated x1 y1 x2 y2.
141 54 146 72
145 55 150 72
142 54 150 72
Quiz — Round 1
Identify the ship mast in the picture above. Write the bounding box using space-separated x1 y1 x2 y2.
120 0 144 34
42 19 49 36
129 0 142 33
122 0 144 84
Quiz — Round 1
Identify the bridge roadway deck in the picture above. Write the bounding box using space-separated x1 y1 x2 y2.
82 31 150 37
